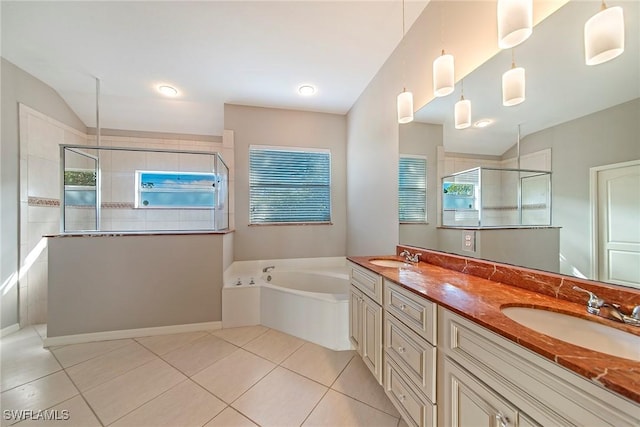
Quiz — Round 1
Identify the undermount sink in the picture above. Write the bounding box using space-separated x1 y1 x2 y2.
501 306 640 362
369 259 408 268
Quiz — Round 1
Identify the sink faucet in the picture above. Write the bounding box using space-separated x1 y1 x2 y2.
573 286 640 326
262 266 275 273
399 250 421 264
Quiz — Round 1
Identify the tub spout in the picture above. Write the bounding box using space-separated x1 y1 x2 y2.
263 266 275 273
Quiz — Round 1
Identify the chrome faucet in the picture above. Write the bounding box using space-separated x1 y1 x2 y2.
573 286 640 326
262 266 275 273
400 250 422 264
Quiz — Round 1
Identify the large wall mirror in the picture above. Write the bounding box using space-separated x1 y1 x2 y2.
399 0 640 289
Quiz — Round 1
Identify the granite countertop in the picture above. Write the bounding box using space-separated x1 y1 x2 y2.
347 255 640 405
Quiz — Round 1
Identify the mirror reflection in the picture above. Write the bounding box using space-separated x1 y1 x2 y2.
399 0 640 289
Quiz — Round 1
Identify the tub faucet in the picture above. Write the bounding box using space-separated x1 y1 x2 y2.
573 286 640 326
263 266 275 273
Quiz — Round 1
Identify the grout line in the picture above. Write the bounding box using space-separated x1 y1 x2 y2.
133 330 209 357
52 339 133 369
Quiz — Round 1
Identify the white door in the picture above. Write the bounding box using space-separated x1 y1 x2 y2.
597 162 640 287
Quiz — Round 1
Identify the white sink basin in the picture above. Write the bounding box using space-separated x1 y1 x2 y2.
369 259 408 268
501 306 640 362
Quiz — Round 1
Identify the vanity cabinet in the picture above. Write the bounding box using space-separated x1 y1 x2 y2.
383 279 437 427
439 308 640 427
349 262 383 383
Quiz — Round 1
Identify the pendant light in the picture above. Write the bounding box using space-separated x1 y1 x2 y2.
584 1 625 66
454 80 471 129
502 49 525 106
497 0 533 49
433 3 454 97
397 0 413 124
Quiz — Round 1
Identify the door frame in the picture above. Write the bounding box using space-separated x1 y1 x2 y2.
589 159 640 280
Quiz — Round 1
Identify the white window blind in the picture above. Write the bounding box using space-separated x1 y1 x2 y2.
250 146 331 224
399 155 427 223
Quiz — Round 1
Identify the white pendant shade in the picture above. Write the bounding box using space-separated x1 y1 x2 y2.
454 98 471 129
502 66 526 106
584 5 625 66
397 91 414 124
433 52 455 97
497 0 533 49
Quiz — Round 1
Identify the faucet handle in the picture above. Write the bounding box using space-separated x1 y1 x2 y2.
631 305 640 320
572 286 604 314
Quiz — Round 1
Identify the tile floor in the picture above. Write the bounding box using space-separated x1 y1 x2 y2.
1 325 408 427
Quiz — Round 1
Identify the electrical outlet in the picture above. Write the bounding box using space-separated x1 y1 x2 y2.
462 231 476 252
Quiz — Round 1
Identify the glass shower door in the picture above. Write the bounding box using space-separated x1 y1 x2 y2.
61 147 100 232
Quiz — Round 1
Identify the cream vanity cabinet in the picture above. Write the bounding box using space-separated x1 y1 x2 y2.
383 279 437 427
348 262 383 383
439 308 640 427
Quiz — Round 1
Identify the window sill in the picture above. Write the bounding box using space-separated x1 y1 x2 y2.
249 222 333 227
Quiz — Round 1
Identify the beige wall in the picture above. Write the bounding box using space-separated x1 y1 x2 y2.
346 0 567 256
505 98 640 278
224 104 347 261
1 58 86 329
47 234 227 337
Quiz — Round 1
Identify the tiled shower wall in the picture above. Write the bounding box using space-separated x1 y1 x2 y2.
18 104 233 326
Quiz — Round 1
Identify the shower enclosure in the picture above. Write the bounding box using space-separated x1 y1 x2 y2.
441 167 552 227
60 144 229 233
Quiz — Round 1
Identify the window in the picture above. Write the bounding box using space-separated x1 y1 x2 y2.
64 169 97 207
399 155 427 223
250 146 331 224
135 171 217 208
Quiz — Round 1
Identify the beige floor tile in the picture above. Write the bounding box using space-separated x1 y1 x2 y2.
83 358 185 426
242 329 305 364
192 348 275 403
161 335 237 376
331 357 399 417
282 342 355 386
0 371 78 427
303 389 399 427
211 325 269 347
1 328 61 393
12 395 101 427
65 341 157 391
109 379 225 427
204 407 258 427
52 339 132 368
398 416 410 427
33 324 47 339
232 367 327 427
135 331 209 355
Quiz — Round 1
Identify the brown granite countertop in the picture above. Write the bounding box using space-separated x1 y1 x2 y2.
347 254 640 405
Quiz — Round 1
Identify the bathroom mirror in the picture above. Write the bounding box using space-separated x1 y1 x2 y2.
399 0 640 288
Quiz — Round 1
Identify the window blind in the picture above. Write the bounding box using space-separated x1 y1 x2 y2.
399 156 427 222
250 147 331 223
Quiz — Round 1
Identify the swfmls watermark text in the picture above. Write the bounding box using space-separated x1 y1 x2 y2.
3 410 70 422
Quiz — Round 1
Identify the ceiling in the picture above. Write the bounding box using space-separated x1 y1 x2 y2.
414 0 640 156
1 0 428 136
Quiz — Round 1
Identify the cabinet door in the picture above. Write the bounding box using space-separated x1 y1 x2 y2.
361 293 383 384
349 286 362 352
443 358 518 427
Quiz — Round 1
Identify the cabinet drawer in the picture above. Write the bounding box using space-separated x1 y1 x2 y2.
384 279 436 344
384 357 436 427
384 313 436 403
350 262 382 304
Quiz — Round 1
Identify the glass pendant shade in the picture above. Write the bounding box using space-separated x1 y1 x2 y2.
584 5 625 66
454 98 471 129
397 91 414 124
497 0 533 49
502 66 525 106
433 52 455 97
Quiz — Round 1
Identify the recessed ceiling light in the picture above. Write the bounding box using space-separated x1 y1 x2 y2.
158 85 179 97
298 85 316 96
473 119 493 128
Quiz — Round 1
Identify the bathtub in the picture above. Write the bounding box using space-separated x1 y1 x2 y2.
222 257 351 350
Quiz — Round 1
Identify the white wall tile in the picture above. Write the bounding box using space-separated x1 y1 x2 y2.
27 156 59 199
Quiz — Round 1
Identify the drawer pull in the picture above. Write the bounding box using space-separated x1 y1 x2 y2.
496 412 510 427
400 304 407 311
398 346 405 353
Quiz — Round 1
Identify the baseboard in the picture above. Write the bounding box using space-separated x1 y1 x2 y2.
0 323 20 338
43 321 222 348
